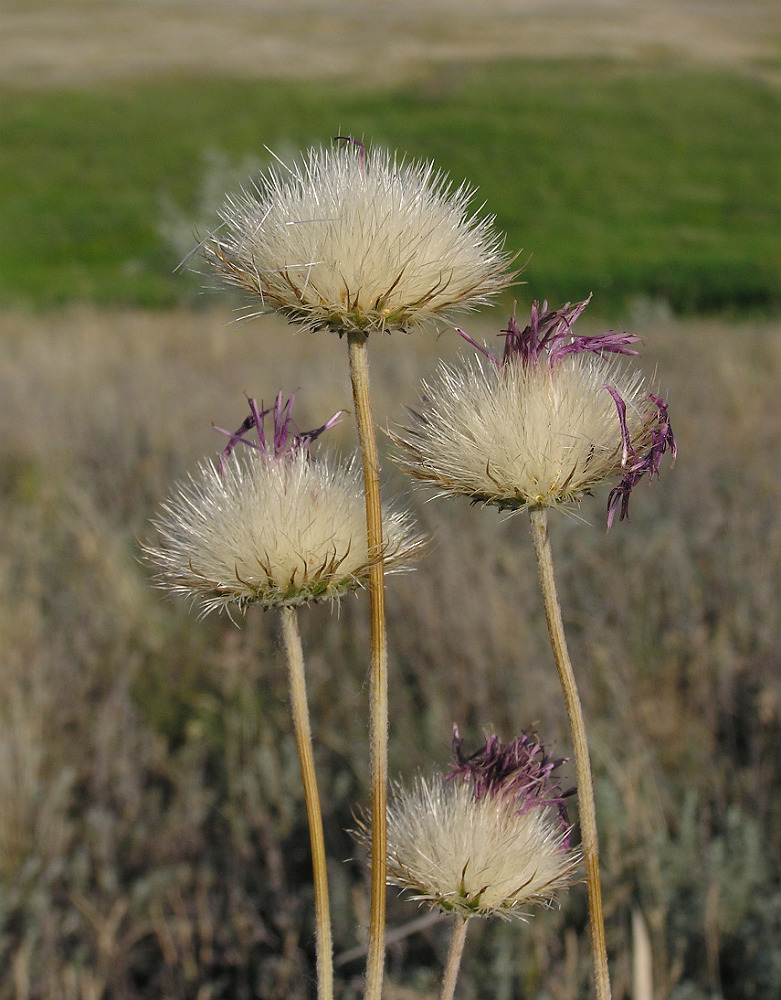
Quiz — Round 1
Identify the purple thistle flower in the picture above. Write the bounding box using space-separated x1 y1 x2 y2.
145 391 424 614
448 726 574 845
392 296 673 526
375 727 582 918
214 390 344 472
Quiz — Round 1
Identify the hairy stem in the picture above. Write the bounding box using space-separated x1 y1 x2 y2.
529 506 612 1000
347 331 388 1000
440 917 469 1000
280 606 334 1000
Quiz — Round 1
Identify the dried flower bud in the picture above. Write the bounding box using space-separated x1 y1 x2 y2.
202 138 513 335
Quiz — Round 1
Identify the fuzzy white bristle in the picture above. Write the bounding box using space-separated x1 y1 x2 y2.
145 450 425 613
382 777 580 919
394 352 653 510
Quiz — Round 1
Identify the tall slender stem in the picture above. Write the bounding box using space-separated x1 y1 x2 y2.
346 331 388 1000
440 917 469 1000
280 606 334 1000
528 507 612 1000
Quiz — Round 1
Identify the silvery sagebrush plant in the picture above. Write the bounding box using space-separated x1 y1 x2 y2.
198 135 514 1000
145 391 424 1000
357 728 580 1000
392 296 676 1000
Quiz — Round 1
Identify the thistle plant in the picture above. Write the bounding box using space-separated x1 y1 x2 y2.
393 298 675 1000
368 729 579 1000
146 392 424 1000
145 135 677 997
202 137 513 1000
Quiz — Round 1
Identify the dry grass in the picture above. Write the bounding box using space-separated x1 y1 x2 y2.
1 0 779 89
0 304 779 997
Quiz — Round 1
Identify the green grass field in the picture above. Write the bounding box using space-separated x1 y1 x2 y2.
1 60 779 313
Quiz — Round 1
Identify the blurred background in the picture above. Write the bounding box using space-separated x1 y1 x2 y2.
0 2 779 997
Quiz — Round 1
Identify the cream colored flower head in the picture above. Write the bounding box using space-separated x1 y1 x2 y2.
145 393 425 614
375 730 580 920
202 137 513 335
392 298 675 525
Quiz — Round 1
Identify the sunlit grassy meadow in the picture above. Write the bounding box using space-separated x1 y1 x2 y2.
0 60 779 313
0 6 779 996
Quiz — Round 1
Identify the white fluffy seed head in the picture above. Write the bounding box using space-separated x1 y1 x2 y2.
381 776 580 919
393 352 653 510
145 450 425 614
203 142 513 334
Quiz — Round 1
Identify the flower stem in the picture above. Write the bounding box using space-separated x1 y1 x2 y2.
346 331 388 1000
440 917 469 1000
280 606 334 1000
528 507 612 1000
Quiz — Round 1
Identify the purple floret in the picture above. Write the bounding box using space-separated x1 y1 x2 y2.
606 392 677 529
214 391 343 472
457 296 640 371
448 726 574 844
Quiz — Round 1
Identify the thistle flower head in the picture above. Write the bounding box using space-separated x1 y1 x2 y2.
202 138 513 335
145 393 425 613
373 729 579 920
392 297 675 524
